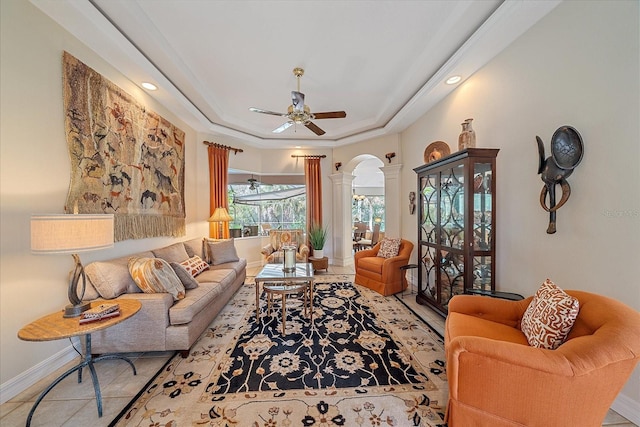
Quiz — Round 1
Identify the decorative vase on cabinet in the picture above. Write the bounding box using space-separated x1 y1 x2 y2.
458 118 476 150
414 148 498 316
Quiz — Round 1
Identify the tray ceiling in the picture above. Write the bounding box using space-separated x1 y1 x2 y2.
32 0 559 148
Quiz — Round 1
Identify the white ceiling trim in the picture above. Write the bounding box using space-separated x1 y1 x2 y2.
31 0 560 149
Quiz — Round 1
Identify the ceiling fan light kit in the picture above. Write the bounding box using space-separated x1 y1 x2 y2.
249 67 346 136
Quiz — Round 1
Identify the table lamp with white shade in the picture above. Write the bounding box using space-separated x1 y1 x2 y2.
30 214 114 317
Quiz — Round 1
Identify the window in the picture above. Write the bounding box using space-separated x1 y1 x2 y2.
228 183 306 236
352 195 385 231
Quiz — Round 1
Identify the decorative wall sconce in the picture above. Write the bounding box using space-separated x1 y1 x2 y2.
335 162 342 171
536 125 584 234
385 152 396 163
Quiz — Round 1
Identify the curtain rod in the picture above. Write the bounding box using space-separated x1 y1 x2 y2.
203 141 244 155
291 154 327 159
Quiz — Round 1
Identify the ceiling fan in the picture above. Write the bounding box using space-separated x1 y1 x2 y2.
249 67 346 136
247 175 259 190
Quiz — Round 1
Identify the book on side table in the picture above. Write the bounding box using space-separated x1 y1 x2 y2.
79 303 120 324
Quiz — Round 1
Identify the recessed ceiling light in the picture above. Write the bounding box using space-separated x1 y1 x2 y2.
445 75 462 85
141 82 157 91
295 146 301 149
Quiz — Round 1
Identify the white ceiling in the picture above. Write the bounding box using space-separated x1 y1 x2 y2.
32 0 559 148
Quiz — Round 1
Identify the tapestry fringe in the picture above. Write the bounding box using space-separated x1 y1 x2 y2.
115 215 185 241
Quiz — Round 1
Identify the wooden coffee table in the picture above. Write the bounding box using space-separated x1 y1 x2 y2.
255 263 314 334
18 299 141 426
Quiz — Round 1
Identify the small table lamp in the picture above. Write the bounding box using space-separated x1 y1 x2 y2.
31 214 114 317
208 207 233 239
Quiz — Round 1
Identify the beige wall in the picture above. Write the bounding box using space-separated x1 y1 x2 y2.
0 0 210 388
399 0 639 413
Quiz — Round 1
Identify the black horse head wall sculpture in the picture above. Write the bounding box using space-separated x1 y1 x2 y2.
536 126 584 234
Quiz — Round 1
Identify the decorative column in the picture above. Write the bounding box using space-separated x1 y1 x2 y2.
381 164 402 238
329 171 355 266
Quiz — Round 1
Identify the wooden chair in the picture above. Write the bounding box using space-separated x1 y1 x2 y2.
358 223 380 249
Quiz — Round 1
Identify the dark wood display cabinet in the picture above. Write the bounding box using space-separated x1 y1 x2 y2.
414 148 499 316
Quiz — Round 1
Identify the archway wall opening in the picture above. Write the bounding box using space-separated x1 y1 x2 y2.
330 134 403 266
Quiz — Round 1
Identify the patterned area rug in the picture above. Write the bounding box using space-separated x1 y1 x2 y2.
114 278 448 426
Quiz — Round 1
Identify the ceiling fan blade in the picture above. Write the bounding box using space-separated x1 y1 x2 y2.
249 107 287 117
305 121 326 136
292 91 305 113
273 121 293 133
313 111 347 119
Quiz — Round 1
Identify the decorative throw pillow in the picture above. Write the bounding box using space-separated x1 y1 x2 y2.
520 279 580 349
170 262 199 290
152 242 190 264
128 257 185 301
207 238 240 266
203 237 225 263
377 238 401 258
179 255 209 277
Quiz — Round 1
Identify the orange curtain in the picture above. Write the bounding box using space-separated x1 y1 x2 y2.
305 158 322 233
207 144 230 238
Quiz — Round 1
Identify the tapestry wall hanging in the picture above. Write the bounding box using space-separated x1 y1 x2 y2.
62 52 185 241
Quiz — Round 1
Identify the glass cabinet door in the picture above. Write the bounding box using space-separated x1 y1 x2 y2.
439 250 465 308
420 246 437 300
420 175 438 244
472 162 492 251
471 162 492 291
440 164 464 249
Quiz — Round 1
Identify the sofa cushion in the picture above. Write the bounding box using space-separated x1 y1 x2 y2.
520 279 580 349
169 282 223 325
170 262 200 290
207 238 240 265
128 257 186 301
203 237 225 263
377 237 401 258
183 237 205 260
209 258 247 276
196 267 237 286
152 242 190 264
447 312 530 346
85 251 154 299
358 256 384 274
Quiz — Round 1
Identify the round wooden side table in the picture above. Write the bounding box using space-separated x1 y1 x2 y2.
308 256 329 272
18 299 141 426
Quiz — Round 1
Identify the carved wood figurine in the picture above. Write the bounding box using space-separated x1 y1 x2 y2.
536 126 584 234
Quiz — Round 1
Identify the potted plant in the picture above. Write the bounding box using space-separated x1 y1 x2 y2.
308 223 328 259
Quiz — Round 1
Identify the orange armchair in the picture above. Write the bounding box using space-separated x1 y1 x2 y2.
445 291 640 427
354 239 413 296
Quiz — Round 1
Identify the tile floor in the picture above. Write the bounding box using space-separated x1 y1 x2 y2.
0 263 635 426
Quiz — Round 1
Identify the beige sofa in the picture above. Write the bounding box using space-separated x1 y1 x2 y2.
82 237 246 357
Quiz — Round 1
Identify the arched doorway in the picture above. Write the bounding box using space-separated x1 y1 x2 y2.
330 153 401 267
352 157 385 236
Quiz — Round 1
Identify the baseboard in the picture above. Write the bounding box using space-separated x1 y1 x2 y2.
611 393 640 426
0 343 79 405
247 260 263 269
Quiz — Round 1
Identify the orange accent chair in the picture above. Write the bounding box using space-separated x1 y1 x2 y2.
354 239 413 296
445 291 640 427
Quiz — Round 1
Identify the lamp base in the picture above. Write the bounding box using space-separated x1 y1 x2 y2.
64 302 91 318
